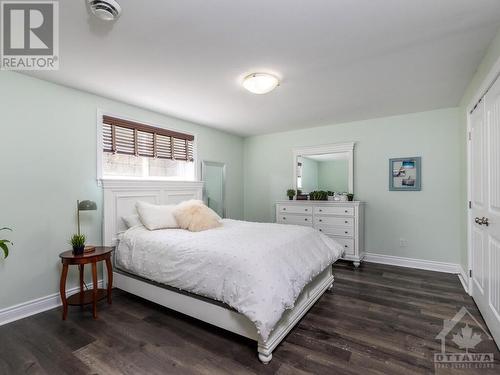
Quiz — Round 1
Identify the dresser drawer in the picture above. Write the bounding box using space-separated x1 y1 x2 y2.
314 216 354 227
277 214 313 226
315 206 354 216
334 238 355 255
317 225 354 237
278 204 312 215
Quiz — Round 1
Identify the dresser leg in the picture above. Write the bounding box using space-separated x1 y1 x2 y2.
92 261 98 319
60 264 69 320
353 261 360 268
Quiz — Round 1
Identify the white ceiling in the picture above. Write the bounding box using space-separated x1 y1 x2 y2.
26 0 500 136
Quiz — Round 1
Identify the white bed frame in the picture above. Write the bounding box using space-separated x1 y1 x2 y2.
102 179 334 364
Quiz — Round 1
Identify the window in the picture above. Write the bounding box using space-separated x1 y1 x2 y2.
101 115 195 180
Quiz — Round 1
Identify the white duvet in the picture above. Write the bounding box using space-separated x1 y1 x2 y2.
116 219 342 341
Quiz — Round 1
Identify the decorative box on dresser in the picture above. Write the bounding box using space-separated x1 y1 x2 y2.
275 201 365 267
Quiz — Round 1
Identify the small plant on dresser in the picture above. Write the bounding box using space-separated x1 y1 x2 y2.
0 227 13 258
310 191 328 201
286 189 296 200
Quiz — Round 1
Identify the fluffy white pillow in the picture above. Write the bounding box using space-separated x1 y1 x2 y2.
122 214 142 229
173 200 222 232
135 201 179 230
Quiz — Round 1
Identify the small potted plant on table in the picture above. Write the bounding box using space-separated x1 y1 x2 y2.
70 234 86 255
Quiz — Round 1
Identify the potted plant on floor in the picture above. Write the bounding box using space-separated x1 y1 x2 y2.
70 234 86 255
0 227 13 259
286 189 296 200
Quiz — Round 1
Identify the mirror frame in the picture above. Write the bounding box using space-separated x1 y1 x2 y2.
292 142 355 194
201 160 227 218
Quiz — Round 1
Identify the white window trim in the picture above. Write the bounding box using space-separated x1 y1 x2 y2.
96 108 199 186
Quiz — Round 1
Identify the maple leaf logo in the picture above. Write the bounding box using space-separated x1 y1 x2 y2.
452 324 482 352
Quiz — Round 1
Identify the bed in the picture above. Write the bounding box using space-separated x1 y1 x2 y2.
103 179 342 363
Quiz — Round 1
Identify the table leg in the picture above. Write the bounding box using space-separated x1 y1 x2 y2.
79 264 84 308
92 261 98 319
105 257 113 304
59 264 69 320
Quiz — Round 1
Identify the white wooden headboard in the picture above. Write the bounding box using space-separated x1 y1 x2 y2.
102 179 204 246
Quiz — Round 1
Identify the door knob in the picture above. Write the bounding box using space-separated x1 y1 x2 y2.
475 217 490 226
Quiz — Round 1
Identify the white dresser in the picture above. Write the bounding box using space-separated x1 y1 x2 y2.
275 201 365 267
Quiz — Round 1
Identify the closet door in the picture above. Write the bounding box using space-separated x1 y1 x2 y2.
471 76 500 346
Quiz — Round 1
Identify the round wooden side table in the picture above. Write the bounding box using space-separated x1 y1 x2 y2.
59 246 114 320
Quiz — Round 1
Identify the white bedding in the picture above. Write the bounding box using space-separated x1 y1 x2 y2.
116 219 343 341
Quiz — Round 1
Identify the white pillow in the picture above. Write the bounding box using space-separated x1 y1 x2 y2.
173 200 222 232
122 214 142 229
135 201 179 230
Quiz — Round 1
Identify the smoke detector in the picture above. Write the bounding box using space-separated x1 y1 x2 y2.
88 0 121 21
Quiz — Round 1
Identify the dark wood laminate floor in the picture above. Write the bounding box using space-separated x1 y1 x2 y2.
1 261 499 374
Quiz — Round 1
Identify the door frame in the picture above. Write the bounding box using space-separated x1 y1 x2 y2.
466 55 500 295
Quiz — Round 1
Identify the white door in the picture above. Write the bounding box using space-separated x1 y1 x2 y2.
470 76 500 346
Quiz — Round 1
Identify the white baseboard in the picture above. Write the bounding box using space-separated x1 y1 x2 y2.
364 253 461 274
0 280 104 326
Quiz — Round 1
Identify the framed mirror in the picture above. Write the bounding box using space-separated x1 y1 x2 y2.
293 142 354 194
201 161 226 218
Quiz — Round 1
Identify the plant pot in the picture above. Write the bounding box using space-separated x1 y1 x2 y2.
72 246 84 255
288 196 294 200
347 194 354 201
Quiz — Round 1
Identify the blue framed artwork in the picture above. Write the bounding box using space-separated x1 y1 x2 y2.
389 157 421 191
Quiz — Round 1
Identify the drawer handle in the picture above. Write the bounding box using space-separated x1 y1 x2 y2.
319 219 323 222
345 221 348 224
283 217 286 220
344 245 348 248
345 210 348 213
304 218 308 221
319 209 322 212
345 231 348 234
319 229 322 232
305 209 308 212
283 208 286 211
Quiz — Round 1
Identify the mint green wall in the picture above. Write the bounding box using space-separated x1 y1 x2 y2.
317 160 349 192
0 72 244 310
300 157 318 193
458 27 500 272
244 107 462 264
4 27 500 309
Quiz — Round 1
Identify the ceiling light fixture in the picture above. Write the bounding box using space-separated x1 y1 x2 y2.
88 0 122 21
242 73 280 94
